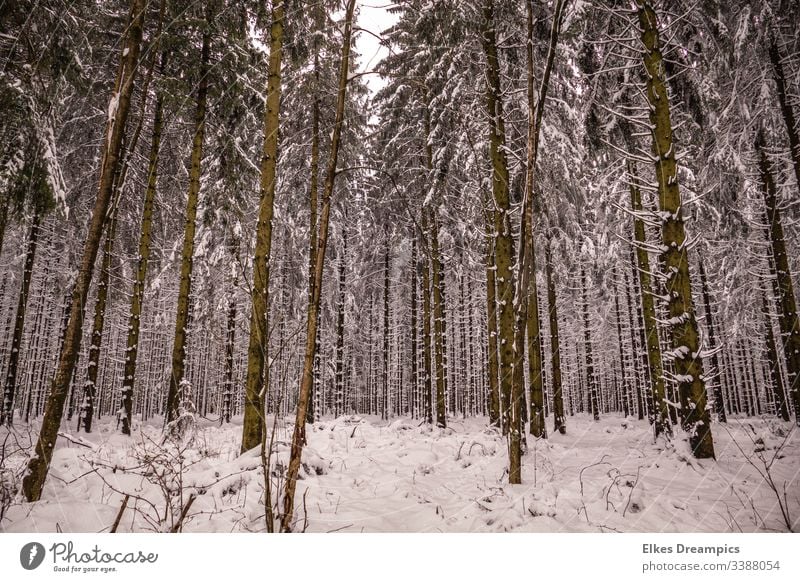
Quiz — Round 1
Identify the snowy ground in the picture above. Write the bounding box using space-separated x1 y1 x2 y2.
1 413 798 533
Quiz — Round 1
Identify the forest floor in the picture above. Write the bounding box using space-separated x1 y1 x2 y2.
1 413 798 533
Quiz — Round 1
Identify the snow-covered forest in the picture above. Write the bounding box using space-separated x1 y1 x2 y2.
0 0 799 533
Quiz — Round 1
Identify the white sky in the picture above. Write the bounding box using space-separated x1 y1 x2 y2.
354 1 399 95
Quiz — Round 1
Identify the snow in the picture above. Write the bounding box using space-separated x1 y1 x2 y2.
1 414 798 533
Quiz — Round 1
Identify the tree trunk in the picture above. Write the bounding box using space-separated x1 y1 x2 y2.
22 0 147 502
382 236 391 420
629 161 669 435
485 213 501 428
769 34 800 196
612 264 630 419
334 233 347 418
281 0 356 532
636 1 714 457
422 231 434 425
166 28 210 424
240 2 286 452
410 236 418 418
582 268 600 421
698 257 726 423
79 204 118 433
481 0 520 483
120 86 165 434
757 137 800 425
545 240 565 434
305 50 321 425
1 210 41 426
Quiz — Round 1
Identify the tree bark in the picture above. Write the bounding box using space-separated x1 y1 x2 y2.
481 0 520 483
757 137 800 425
165 27 210 424
636 1 714 457
1 210 41 426
240 1 286 452
79 203 118 433
581 267 600 421
545 240 565 434
628 161 669 435
120 78 165 435
698 257 726 423
22 0 148 501
281 0 356 532
769 34 800 196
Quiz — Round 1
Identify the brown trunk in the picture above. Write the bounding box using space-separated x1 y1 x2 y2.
22 0 148 501
165 27 211 424
281 0 356 532
1 210 42 425
240 1 286 452
757 136 800 425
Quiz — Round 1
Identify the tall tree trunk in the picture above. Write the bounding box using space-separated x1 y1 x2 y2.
166 28 210 424
240 2 286 452
636 1 714 457
698 257 726 423
79 204 118 433
629 161 669 435
422 233 434 425
757 137 800 425
223 298 236 424
382 236 391 420
120 85 165 435
430 216 447 428
0 195 9 263
481 0 520 483
769 34 800 195
485 212 500 428
22 0 147 502
410 236 418 419
334 233 347 418
545 240 565 434
281 0 356 532
762 277 789 421
1 210 41 426
582 268 600 421
517 0 567 443
305 50 321 426
624 256 645 420
612 264 630 419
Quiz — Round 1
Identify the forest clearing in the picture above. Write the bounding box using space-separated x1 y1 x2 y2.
1 0 800 533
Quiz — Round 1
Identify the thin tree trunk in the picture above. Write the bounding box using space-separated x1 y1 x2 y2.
305 50 321 426
165 28 210 424
769 33 800 195
241 1 286 452
485 216 500 428
334 233 347 418
281 0 356 532
120 83 165 435
612 264 630 419
382 236 391 420
757 136 800 425
582 268 600 421
1 210 42 425
545 240 565 434
698 257 726 423
410 237 418 419
629 161 669 435
22 0 147 501
79 204 118 433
